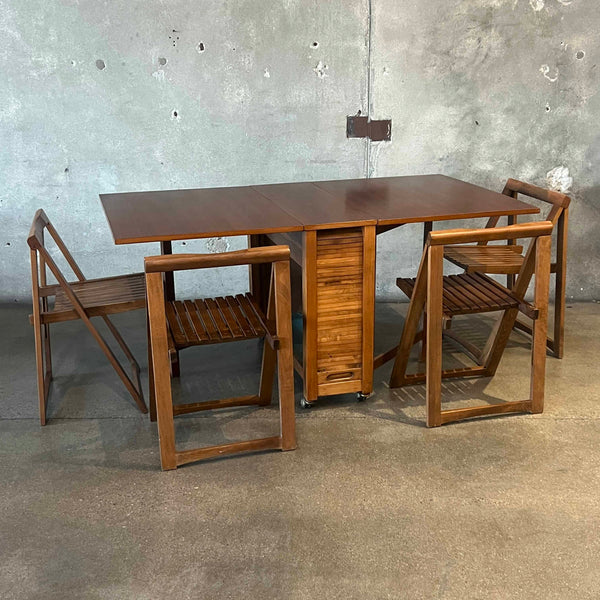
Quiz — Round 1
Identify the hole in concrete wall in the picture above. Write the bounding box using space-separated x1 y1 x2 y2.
312 41 319 48
95 59 106 70
546 104 551 112
173 110 178 117
168 30 180 48
475 120 479 125
158 57 167 66
197 42 205 53
576 51 585 59
5 242 10 246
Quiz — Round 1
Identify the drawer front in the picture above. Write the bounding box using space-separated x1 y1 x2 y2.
315 228 364 394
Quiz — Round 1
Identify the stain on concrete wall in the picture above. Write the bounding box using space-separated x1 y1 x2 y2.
370 0 600 300
0 0 368 300
0 0 598 302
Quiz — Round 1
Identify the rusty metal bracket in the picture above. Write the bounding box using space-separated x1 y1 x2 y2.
346 115 392 141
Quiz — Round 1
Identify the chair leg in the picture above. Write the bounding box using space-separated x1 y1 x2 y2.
33 322 48 426
170 351 181 378
83 316 148 414
390 254 428 388
259 342 277 406
147 317 157 422
274 260 296 450
426 246 444 427
552 208 568 359
146 272 177 470
419 313 427 362
258 271 277 406
531 236 551 413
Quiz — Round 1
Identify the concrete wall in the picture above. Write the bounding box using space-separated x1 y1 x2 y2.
1 0 598 302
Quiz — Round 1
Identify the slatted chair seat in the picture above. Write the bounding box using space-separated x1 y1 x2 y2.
443 245 524 275
396 272 524 316
165 293 275 348
37 273 146 323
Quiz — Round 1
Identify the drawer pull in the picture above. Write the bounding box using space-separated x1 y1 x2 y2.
326 371 354 382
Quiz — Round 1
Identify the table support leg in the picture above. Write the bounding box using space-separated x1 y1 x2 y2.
160 240 179 377
420 221 432 362
248 235 271 314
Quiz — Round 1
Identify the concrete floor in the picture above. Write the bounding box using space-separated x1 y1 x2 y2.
1 302 600 599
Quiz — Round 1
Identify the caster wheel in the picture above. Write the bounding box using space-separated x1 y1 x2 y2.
300 397 314 409
356 392 369 402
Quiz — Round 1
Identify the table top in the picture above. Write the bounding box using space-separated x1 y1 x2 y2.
101 174 539 244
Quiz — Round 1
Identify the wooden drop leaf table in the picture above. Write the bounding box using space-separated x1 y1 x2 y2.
101 174 539 407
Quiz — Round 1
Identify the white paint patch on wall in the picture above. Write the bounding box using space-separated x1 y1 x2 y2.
546 166 573 192
152 69 165 82
540 64 559 82
529 0 545 11
313 60 328 79
263 67 270 78
556 0 572 5
206 237 230 254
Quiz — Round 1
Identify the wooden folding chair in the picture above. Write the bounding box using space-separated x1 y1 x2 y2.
444 179 570 357
145 245 296 470
380 221 553 427
28 209 147 425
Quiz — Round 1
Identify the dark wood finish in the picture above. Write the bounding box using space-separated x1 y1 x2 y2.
101 187 303 244
145 245 295 470
314 175 538 225
253 182 377 230
384 221 553 427
102 175 538 245
443 179 570 358
27 210 147 425
102 174 540 406
302 231 318 403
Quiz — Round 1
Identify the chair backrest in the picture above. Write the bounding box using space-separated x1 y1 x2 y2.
28 209 86 293
479 179 570 245
502 179 570 224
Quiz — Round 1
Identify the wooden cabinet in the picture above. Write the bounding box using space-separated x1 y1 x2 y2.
253 225 376 405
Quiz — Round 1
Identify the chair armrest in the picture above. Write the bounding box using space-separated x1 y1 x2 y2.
145 245 290 273
429 221 553 246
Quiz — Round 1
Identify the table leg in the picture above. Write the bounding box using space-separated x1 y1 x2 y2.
248 235 271 314
420 221 432 362
160 241 175 301
159 240 179 377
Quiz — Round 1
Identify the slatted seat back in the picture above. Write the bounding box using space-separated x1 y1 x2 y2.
28 209 88 309
444 179 571 358
479 179 570 245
